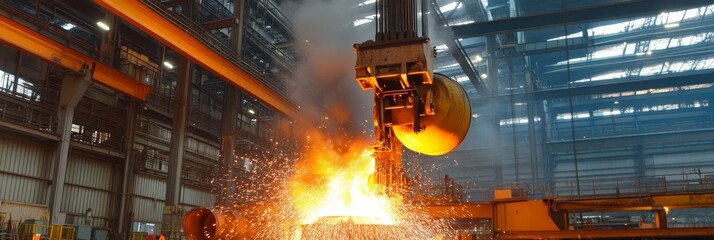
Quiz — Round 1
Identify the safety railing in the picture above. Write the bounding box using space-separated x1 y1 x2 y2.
0 71 59 134
136 116 172 143
140 0 294 104
0 95 57 133
195 0 233 23
243 25 296 71
425 169 714 203
252 0 294 37
407 175 468 203
549 169 714 199
72 98 127 152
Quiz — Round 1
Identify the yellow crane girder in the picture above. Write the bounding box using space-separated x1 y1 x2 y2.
0 15 152 100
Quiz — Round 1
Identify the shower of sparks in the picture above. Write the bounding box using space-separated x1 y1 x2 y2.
289 134 396 225
210 126 453 239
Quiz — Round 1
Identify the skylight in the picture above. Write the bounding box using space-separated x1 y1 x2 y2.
499 116 540 126
61 23 75 30
434 44 449 52
356 0 376 7
547 32 583 41
353 14 377 27
454 74 470 82
450 19 475 26
574 55 714 83
440 2 462 13
547 5 714 40
556 31 714 69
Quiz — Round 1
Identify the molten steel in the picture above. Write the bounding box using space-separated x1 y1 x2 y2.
289 136 399 226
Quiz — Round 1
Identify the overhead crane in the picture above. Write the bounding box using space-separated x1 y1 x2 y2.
0 14 151 100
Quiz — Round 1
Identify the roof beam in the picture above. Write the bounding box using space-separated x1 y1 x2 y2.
451 0 714 37
431 0 489 96
471 71 714 106
547 128 714 152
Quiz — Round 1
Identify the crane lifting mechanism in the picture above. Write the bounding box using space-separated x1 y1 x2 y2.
355 0 471 156
354 0 471 192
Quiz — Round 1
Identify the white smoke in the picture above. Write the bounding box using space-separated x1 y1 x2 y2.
282 0 375 139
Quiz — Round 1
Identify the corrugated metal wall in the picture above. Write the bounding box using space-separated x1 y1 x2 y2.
62 154 116 228
132 174 166 222
131 174 216 222
0 136 50 204
181 186 214 207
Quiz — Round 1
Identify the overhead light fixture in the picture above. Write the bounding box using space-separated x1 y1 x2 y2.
474 55 483 63
163 61 174 69
480 73 488 79
61 23 75 30
248 109 255 115
357 0 376 7
96 21 110 31
664 23 679 28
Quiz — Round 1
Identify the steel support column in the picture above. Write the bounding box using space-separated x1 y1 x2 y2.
525 71 539 188
98 12 119 65
654 209 668 229
217 86 237 205
117 100 138 240
539 99 552 195
486 35 502 186
215 0 245 205
634 145 645 177
231 0 245 56
164 57 191 239
48 69 92 224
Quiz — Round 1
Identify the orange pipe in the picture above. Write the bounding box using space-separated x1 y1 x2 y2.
0 15 151 100
93 0 298 119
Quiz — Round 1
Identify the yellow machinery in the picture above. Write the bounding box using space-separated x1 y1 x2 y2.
47 225 74 240
18 220 48 240
130 232 147 240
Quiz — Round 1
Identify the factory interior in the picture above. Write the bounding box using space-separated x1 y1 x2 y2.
1 0 714 239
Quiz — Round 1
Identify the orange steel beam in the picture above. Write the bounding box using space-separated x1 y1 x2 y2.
0 15 151 101
93 0 298 119
418 203 492 219
498 227 714 239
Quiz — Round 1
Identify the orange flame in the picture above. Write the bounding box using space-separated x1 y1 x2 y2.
289 134 398 225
